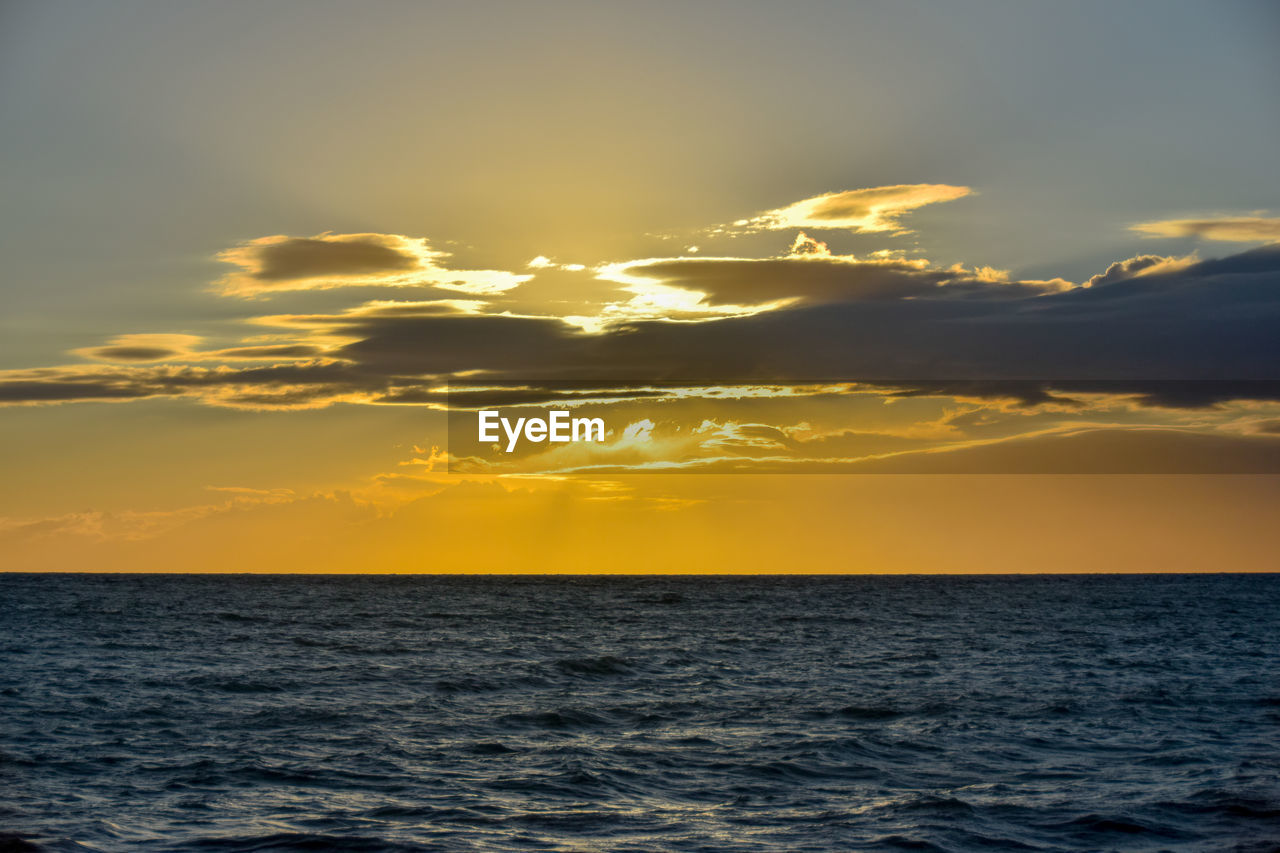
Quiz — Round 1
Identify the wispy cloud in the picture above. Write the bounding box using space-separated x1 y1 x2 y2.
71 334 203 362
730 184 972 235
1131 215 1280 243
73 334 327 363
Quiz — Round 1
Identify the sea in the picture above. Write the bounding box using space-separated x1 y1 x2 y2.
1 574 1278 852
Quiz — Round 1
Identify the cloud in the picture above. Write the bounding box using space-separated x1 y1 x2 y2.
236 234 420 281
216 233 531 297
1084 254 1197 288
816 428 1280 474
205 486 296 497
250 299 489 328
211 344 325 359
1131 215 1280 243
0 360 382 409
7 205 1280 428
556 246 1276 385
74 334 327 363
9 243 1280 413
73 333 203 362
601 250 1069 309
684 421 932 459
734 184 972 234
448 412 1280 475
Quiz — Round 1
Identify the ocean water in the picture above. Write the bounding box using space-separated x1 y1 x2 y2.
1 574 1278 852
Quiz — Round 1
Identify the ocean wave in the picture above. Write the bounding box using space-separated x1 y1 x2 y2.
553 655 635 677
185 833 425 851
3 573 1279 852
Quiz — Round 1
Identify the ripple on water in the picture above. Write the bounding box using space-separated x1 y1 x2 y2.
1 573 1278 852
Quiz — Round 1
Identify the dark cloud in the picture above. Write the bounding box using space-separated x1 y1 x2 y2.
0 362 381 407
85 346 183 362
216 234 528 297
331 244 1280 405
243 236 417 282
0 379 157 402
598 246 1280 383
614 256 1064 307
7 245 1280 410
329 246 1266 388
334 315 592 375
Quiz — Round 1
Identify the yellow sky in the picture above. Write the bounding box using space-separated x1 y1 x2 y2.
3 3 1279 572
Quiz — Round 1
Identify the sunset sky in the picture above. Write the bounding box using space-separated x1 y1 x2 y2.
2 0 1279 572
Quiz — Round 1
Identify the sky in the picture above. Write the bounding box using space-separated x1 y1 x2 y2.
2 0 1279 572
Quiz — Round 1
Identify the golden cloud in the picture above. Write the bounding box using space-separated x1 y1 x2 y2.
73 333 329 364
216 233 531 297
735 184 972 234
72 333 203 362
1131 215 1280 243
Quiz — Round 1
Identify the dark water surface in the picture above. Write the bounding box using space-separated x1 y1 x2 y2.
1 574 1278 852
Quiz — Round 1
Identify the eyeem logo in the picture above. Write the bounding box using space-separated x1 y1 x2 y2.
478 410 606 452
